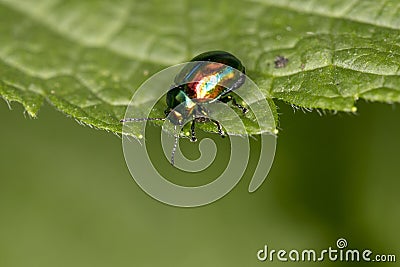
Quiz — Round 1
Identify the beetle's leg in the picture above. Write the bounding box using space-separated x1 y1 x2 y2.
220 95 248 114
231 97 248 114
190 120 197 142
219 95 231 103
211 119 225 138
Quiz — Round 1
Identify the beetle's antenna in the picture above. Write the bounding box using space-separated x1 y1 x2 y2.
171 124 179 165
120 118 165 122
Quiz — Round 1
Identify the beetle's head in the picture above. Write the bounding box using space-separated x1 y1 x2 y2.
165 85 198 125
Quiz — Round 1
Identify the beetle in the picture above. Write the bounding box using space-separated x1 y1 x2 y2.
121 50 247 165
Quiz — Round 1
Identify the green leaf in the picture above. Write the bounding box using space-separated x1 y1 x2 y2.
1 0 400 136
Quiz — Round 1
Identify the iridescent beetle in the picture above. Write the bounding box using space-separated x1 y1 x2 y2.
121 51 247 164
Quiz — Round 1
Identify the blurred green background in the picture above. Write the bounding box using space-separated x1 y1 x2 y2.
1 99 399 266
